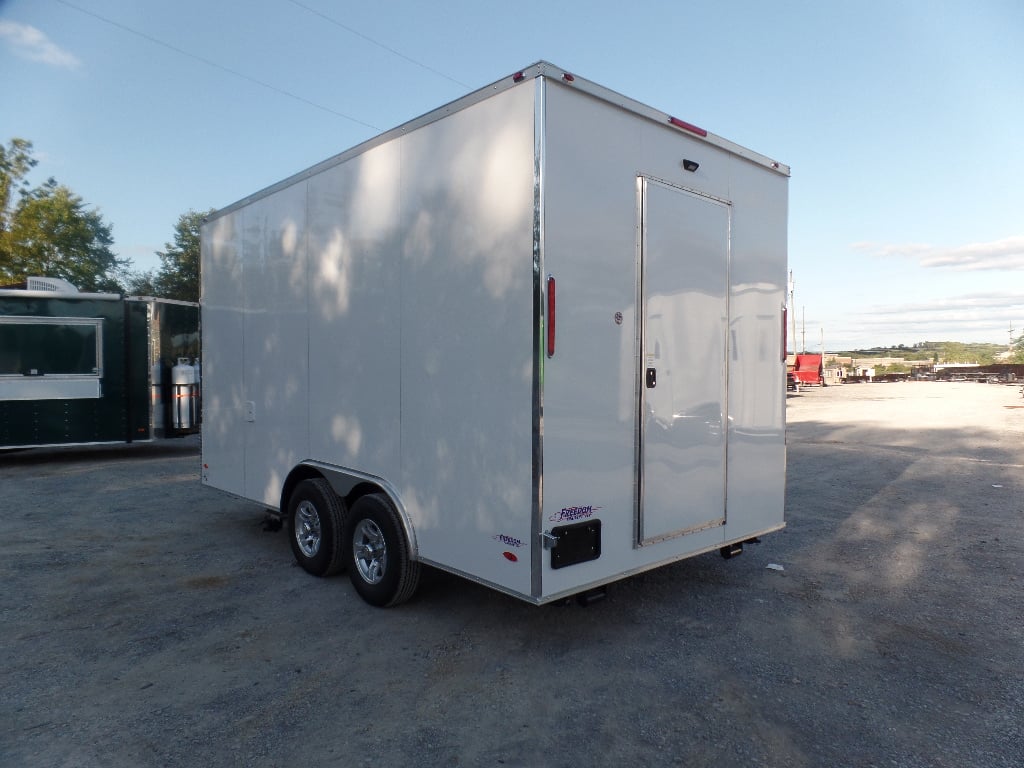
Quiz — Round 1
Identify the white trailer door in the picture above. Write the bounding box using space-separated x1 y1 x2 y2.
637 178 730 544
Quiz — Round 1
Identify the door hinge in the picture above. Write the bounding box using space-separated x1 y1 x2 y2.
540 531 559 550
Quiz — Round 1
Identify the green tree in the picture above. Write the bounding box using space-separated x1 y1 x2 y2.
0 138 37 234
0 138 127 292
1011 333 1024 364
132 209 211 302
876 362 910 374
937 342 970 364
124 269 158 297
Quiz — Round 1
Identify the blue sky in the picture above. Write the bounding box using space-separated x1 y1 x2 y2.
2 0 1022 350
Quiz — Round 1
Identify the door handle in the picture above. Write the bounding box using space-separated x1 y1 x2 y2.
646 367 657 388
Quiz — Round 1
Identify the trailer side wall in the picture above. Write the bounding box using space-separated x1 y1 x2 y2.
202 83 537 596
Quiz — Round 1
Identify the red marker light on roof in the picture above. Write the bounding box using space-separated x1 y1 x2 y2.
668 116 708 137
562 73 575 82
512 71 525 83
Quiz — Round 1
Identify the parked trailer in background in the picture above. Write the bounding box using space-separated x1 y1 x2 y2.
201 62 790 607
0 277 200 449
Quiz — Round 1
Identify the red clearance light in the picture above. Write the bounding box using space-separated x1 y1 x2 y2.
503 551 518 562
546 275 556 358
668 116 708 137
512 71 525 83
562 73 575 82
781 308 788 362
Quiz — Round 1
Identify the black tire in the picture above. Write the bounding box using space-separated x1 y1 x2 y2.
286 478 346 577
344 493 420 607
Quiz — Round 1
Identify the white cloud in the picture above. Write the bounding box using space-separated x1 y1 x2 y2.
869 293 1024 315
852 236 1024 271
830 292 1023 345
0 21 81 70
804 292 1024 349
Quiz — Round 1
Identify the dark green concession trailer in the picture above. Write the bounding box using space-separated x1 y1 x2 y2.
0 277 200 449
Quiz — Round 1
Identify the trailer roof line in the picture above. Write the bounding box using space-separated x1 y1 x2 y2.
207 60 789 222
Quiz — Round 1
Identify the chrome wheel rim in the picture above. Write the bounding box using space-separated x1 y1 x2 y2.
294 500 322 558
353 519 387 585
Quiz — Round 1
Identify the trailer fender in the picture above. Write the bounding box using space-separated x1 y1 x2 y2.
286 461 419 562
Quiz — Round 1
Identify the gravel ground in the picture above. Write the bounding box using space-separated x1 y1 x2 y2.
2 381 1022 767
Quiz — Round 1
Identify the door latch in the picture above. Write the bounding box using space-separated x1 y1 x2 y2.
646 367 657 388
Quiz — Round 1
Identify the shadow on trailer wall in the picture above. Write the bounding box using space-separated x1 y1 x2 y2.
0 278 200 449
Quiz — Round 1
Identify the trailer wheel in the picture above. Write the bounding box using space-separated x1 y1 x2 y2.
286 478 346 577
344 493 420 607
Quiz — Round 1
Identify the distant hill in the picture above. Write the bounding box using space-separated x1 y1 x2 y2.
834 341 1007 365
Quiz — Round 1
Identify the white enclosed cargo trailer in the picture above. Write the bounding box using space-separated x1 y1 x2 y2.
201 62 789 607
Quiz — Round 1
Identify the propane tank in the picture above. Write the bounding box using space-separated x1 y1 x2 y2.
171 357 196 429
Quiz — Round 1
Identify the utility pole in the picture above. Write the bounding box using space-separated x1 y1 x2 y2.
801 306 806 354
